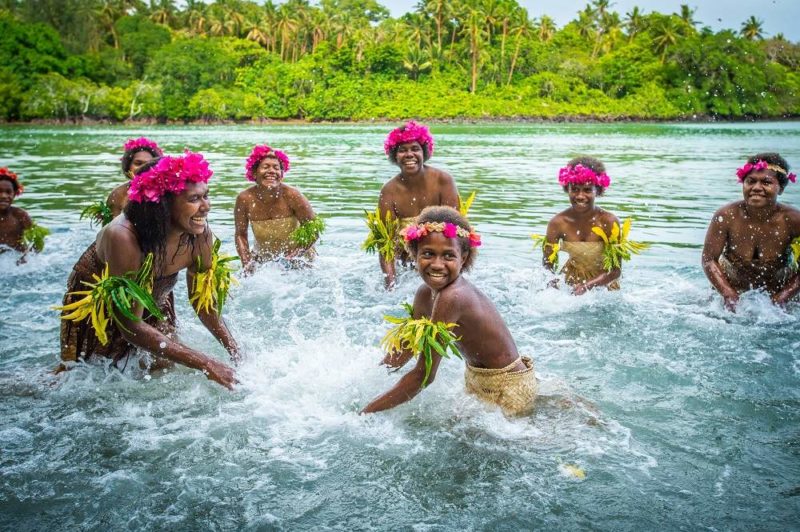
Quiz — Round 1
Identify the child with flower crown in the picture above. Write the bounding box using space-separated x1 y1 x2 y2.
702 152 800 310
57 152 240 389
234 144 322 272
362 206 538 416
537 156 640 294
82 138 164 226
0 167 37 255
372 121 460 289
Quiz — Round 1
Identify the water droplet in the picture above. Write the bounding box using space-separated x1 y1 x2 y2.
144 374 152 381
159 341 167 349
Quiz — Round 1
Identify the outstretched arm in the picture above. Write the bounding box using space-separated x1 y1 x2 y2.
361 353 442 414
702 210 738 311
101 227 237 389
234 194 254 274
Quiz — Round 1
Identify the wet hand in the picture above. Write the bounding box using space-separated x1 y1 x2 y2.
203 359 238 390
572 283 589 296
722 292 739 312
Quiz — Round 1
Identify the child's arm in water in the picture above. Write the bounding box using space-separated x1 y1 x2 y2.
377 191 397 289
233 192 254 274
362 287 456 414
380 290 427 369
701 206 739 310
772 209 800 306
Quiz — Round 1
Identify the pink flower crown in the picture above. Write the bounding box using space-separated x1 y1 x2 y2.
736 160 796 184
245 145 290 181
122 137 163 156
558 164 611 189
0 167 23 196
401 221 482 248
128 151 213 203
384 121 435 158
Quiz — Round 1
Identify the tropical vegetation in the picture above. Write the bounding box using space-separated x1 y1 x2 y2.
0 0 797 121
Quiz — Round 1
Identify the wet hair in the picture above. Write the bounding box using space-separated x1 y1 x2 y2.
388 142 431 165
123 158 197 274
563 155 607 195
121 146 160 175
0 175 20 195
407 206 477 272
748 152 791 191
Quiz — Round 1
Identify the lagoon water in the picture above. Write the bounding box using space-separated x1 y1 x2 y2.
1 123 799 530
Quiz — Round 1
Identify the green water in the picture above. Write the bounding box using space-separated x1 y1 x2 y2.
1 123 799 530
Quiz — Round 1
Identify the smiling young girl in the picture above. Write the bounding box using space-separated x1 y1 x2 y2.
58 152 240 389
361 206 538 416
0 167 33 253
539 157 624 294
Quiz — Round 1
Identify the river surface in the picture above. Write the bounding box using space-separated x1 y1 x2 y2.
1 123 799 530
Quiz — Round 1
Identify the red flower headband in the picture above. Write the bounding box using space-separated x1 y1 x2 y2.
401 221 481 248
128 151 213 203
245 145 290 181
558 164 611 189
736 160 796 184
0 167 23 196
122 137 163 156
384 121 435 158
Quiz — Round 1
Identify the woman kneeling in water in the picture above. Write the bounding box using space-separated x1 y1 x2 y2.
58 152 240 389
362 206 537 416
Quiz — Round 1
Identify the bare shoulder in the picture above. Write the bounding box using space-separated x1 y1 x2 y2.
11 206 31 224
101 219 138 247
426 165 454 184
282 184 306 201
597 208 621 228
236 186 257 202
778 202 800 226
711 201 742 222
547 210 570 231
380 175 402 195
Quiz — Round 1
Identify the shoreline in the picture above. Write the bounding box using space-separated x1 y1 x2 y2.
2 114 800 127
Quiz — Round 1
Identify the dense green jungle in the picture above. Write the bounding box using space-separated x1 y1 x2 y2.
1 0 798 121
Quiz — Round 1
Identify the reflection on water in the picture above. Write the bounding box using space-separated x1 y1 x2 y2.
1 123 799 530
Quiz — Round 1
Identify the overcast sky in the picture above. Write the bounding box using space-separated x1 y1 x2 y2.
379 0 800 41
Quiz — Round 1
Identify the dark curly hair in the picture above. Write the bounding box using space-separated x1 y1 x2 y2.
747 152 791 191
123 158 200 274
406 206 477 272
0 174 21 195
121 146 161 175
563 155 607 196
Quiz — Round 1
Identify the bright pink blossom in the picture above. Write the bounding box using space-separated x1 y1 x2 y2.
468 231 482 248
128 152 213 203
402 224 428 242
245 145 291 181
384 121 435 159
558 164 611 189
443 222 458 238
122 137 163 156
0 167 23 196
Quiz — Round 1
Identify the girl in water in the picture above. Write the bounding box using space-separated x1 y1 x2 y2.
58 152 240 389
234 144 323 272
0 167 47 256
362 206 538 416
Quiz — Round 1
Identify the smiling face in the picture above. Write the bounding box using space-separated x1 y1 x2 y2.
567 182 597 213
742 169 782 208
415 231 467 291
0 179 14 213
395 141 424 174
255 156 283 190
169 181 210 235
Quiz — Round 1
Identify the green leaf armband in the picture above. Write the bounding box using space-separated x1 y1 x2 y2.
190 238 239 315
591 218 649 272
380 302 462 387
54 253 163 345
531 233 562 271
22 223 50 252
80 200 114 227
362 207 399 262
290 217 325 248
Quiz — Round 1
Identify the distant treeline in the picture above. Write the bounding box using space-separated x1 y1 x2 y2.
1 0 799 122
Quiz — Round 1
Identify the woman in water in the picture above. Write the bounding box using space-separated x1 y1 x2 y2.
234 144 322 272
58 152 240 389
362 206 538 416
538 156 636 294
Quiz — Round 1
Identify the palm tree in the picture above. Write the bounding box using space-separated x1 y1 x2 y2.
507 7 531 84
651 16 680 62
624 6 645 41
149 0 176 27
422 0 447 50
536 14 556 43
677 4 697 34
275 7 298 60
460 0 486 93
403 46 432 80
740 16 764 40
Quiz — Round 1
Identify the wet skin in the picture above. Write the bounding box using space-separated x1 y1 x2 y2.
377 141 460 289
362 231 522 414
0 179 32 252
106 150 155 219
544 183 621 294
94 181 240 389
234 156 317 273
702 169 800 310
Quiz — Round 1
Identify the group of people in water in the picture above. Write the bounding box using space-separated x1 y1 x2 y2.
1 120 798 417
